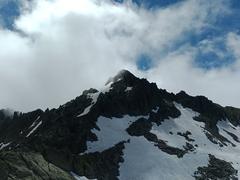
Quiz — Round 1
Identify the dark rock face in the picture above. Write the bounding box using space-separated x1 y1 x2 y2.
73 142 125 180
98 73 161 117
174 91 240 148
149 101 181 125
175 91 240 132
194 154 238 180
225 106 240 126
0 109 43 147
0 70 239 179
143 132 187 158
177 131 195 142
126 118 152 136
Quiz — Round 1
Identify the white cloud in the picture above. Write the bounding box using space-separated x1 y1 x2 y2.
226 32 240 67
0 0 238 111
146 46 240 108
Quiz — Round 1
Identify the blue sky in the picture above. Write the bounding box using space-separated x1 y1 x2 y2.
0 0 240 111
0 0 20 29
115 0 183 8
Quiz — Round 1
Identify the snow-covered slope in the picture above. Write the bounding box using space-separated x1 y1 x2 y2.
81 103 239 180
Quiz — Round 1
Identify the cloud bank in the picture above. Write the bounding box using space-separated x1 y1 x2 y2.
0 0 240 111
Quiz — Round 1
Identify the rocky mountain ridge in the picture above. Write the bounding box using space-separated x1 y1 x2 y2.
0 70 239 180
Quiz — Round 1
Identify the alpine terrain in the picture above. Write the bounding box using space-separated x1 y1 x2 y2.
0 70 239 180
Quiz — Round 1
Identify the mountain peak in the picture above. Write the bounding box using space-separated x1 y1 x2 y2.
105 69 138 86
1 70 240 180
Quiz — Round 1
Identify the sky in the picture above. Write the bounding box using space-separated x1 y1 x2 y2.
0 0 240 112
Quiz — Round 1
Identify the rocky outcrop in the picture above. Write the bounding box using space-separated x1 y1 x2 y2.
126 118 152 136
194 154 238 180
73 142 125 180
0 150 74 180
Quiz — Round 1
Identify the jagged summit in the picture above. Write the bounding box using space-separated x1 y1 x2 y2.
105 69 138 86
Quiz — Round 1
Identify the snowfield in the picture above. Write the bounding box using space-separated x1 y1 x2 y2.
81 103 240 179
85 115 148 153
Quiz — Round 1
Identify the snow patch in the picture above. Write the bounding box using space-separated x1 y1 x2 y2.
150 104 207 149
85 115 148 153
124 87 133 92
152 107 159 113
218 120 240 144
26 120 42 137
100 82 113 94
77 92 100 117
0 142 11 150
77 85 112 117
28 116 40 129
71 172 96 180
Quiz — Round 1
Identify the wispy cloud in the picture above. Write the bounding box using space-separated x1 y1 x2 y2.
0 0 239 111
